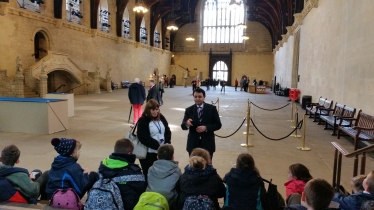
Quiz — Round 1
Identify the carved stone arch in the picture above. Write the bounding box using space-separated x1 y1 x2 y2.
46 68 82 84
30 27 54 49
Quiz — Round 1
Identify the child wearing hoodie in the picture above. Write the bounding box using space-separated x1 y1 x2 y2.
99 138 146 210
223 153 265 210
177 148 225 210
45 138 99 199
147 144 181 209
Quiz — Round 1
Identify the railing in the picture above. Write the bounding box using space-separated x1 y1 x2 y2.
65 83 89 93
54 84 66 92
331 142 374 192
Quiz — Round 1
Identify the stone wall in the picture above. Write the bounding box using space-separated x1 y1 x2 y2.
274 0 374 115
0 1 171 92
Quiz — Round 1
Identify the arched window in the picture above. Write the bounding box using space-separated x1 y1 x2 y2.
140 18 147 44
212 61 228 81
98 0 110 33
66 0 83 24
154 20 162 48
203 0 245 44
18 0 42 13
122 8 130 38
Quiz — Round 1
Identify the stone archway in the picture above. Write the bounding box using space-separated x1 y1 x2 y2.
47 70 81 93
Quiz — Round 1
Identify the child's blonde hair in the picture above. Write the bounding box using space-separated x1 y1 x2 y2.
70 141 82 160
189 156 206 171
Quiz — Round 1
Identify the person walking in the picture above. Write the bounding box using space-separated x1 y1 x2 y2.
181 88 222 160
146 80 163 106
128 78 146 124
220 80 226 93
235 78 238 91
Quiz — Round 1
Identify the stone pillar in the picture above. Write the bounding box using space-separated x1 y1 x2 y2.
95 72 101 93
14 71 24 98
39 71 48 98
106 71 112 93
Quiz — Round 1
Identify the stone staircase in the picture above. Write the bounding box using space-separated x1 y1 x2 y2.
24 86 39 98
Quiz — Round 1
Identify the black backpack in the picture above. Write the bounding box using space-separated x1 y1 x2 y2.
0 168 29 202
262 178 285 210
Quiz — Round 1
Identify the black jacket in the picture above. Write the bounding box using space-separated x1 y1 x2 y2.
137 114 171 150
181 103 222 154
177 164 226 210
98 153 146 210
128 83 146 105
223 168 265 209
146 85 163 105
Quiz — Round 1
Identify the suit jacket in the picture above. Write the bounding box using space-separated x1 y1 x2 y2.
146 85 163 105
181 103 222 154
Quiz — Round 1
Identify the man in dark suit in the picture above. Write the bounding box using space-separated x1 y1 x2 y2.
181 88 222 159
146 80 163 106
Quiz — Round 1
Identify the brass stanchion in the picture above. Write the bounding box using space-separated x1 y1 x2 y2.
290 106 301 138
241 99 254 147
287 101 295 122
297 114 311 151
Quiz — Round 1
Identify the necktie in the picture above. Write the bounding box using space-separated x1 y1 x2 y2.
198 106 203 122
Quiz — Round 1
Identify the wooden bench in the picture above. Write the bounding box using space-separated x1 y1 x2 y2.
305 97 326 116
319 103 356 135
338 110 374 151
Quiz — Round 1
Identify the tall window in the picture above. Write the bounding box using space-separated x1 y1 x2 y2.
212 61 228 81
203 0 245 43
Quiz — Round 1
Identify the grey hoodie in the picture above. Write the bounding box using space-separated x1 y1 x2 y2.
146 159 182 204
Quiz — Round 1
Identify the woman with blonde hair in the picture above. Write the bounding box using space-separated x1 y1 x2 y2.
137 99 171 179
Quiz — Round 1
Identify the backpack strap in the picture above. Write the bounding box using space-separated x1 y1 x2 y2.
110 174 145 183
0 167 29 177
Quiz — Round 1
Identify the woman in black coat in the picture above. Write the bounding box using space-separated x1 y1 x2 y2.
137 99 171 179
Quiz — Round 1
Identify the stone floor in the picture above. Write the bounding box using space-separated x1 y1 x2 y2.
0 86 373 208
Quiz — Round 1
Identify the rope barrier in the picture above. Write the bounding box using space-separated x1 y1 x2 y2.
215 117 247 138
250 118 303 141
250 102 290 111
211 99 219 105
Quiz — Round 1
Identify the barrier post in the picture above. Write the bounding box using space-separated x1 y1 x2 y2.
297 114 311 151
290 105 301 138
243 99 253 136
242 99 254 147
287 100 295 122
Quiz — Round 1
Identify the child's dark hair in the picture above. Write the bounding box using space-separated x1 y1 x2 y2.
114 138 134 154
236 153 255 171
157 144 174 160
351 174 366 193
304 179 334 210
1 145 20 166
289 163 313 182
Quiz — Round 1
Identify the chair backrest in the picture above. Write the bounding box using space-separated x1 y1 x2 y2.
323 100 333 109
333 103 345 116
342 106 356 118
318 97 327 106
357 111 374 136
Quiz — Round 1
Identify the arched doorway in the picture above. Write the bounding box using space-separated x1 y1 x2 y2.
34 31 49 60
209 49 232 85
47 70 80 93
212 61 228 82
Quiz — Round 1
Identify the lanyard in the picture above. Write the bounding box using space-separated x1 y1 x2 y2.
153 121 162 134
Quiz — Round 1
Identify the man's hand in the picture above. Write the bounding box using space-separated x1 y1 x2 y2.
196 126 207 133
186 118 194 127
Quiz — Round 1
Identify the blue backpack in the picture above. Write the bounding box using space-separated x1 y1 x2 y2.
183 195 215 210
0 168 29 202
85 174 145 210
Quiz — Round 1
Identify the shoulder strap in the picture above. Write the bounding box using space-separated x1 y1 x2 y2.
132 121 139 135
110 174 145 183
0 167 29 177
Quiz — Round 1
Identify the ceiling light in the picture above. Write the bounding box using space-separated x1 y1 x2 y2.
186 37 195 41
133 0 148 13
167 20 178 31
228 0 240 9
237 23 247 29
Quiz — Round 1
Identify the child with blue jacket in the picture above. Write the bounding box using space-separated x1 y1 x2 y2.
45 138 99 199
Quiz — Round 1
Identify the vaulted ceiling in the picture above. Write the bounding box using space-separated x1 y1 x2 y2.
144 0 304 48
